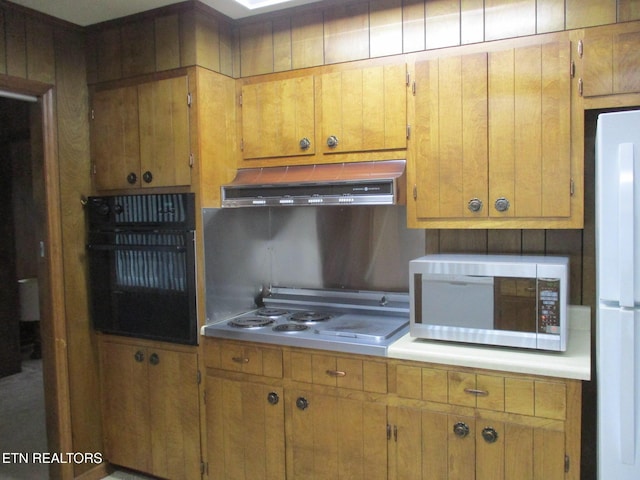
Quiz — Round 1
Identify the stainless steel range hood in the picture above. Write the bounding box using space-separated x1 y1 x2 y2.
221 160 406 207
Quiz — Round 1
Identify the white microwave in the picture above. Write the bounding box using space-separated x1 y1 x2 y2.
409 254 569 351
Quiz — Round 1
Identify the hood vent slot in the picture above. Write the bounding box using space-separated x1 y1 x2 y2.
221 160 406 207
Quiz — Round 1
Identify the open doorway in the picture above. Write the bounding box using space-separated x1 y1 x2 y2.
0 96 48 479
0 78 73 480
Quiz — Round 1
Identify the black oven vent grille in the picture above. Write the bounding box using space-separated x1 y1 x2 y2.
114 232 189 292
114 193 192 226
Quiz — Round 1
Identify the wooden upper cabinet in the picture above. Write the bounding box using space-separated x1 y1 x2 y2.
318 64 407 155
138 76 191 188
409 39 573 227
583 23 640 97
488 41 572 220
240 76 315 160
91 85 140 191
91 75 191 190
412 53 488 220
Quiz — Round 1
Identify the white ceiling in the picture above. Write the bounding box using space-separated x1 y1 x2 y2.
8 0 326 26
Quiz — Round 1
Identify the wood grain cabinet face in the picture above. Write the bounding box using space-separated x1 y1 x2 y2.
286 388 387 480
204 337 283 378
318 64 407 155
392 363 571 480
202 339 576 480
206 376 285 480
240 76 315 161
583 26 640 97
91 75 191 190
410 40 573 227
100 340 200 479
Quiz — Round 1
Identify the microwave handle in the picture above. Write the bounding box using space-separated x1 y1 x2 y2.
421 274 494 286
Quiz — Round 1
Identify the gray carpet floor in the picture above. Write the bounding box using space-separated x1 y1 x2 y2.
0 358 49 479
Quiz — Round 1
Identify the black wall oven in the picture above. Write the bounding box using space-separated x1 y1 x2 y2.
87 193 197 345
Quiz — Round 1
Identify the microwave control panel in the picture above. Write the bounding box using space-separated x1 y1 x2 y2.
537 278 560 334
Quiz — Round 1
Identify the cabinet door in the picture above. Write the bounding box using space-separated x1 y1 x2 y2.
412 53 488 219
390 408 476 480
138 75 191 188
147 348 201 480
91 86 140 190
100 342 150 472
488 41 571 219
286 389 387 480
207 376 285 479
241 76 315 160
478 421 566 480
319 64 407 154
583 27 640 97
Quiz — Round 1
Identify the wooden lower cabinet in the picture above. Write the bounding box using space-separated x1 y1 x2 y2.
285 388 387 480
206 376 285 479
99 337 201 479
203 339 581 480
388 407 566 480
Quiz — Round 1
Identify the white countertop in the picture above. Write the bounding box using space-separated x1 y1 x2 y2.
387 305 592 380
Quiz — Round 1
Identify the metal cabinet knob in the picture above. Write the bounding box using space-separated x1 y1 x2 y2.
127 172 137 185
267 392 280 405
296 397 309 410
326 135 339 148
299 137 311 150
149 353 160 365
142 171 153 183
481 427 499 443
467 198 483 213
453 422 470 438
134 350 144 362
494 197 510 212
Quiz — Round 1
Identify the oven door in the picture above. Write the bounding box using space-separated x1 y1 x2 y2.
87 230 197 345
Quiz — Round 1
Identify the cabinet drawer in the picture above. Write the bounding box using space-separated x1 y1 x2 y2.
204 338 283 378
395 363 567 420
289 351 387 393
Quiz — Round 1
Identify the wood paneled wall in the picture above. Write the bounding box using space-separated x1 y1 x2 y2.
85 2 237 84
0 1 97 477
85 0 640 83
235 0 639 76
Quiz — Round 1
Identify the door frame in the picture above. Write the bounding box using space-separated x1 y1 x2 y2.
0 75 74 480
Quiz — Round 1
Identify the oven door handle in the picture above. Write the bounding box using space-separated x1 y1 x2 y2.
87 243 187 252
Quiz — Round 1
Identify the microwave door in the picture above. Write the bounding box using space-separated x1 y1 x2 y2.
422 275 494 329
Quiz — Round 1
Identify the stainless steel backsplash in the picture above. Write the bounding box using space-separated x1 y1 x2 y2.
201 206 425 322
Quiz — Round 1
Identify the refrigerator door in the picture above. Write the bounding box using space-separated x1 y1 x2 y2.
596 110 640 306
597 304 640 477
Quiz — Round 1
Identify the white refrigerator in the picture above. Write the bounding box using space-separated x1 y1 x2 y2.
596 109 640 479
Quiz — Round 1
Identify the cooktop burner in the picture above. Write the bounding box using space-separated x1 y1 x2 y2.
289 311 332 323
273 323 309 332
204 287 410 356
228 317 274 328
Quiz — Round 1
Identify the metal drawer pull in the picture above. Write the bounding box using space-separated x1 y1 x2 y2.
232 357 250 364
464 388 489 396
326 370 346 377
